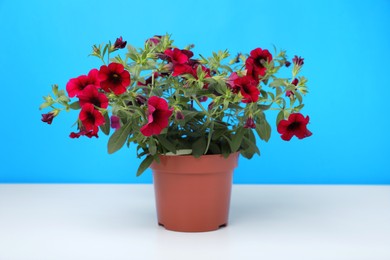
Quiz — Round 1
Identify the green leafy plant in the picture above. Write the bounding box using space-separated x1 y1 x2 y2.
40 34 312 175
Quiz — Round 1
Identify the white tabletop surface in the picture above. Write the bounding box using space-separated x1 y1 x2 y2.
0 184 389 260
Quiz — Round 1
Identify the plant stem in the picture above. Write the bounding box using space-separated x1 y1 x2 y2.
193 97 213 154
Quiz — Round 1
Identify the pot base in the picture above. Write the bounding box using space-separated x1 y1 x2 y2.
158 222 228 232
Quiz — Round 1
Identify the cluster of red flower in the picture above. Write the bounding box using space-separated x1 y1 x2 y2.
41 36 311 142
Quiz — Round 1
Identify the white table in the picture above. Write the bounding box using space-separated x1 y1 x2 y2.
0 185 389 260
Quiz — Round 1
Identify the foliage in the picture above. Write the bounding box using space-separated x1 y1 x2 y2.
40 34 311 175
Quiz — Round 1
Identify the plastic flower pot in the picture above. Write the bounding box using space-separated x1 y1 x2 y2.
151 152 239 232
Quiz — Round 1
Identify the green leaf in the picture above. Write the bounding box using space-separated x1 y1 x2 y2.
220 139 231 158
100 112 110 136
39 102 50 110
276 87 282 97
52 84 59 96
258 104 272 111
156 135 177 154
260 89 268 99
255 113 271 142
220 65 233 72
240 130 260 159
295 91 303 104
102 44 109 57
276 110 285 125
69 101 81 110
270 78 286 88
58 95 70 103
192 137 207 157
148 138 157 155
182 110 199 123
136 155 154 177
293 104 305 112
229 127 245 152
107 122 132 154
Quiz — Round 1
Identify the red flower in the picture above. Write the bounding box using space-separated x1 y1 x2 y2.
164 48 192 64
69 128 98 139
140 96 173 137
113 36 127 49
277 113 312 141
172 64 193 76
245 48 272 78
78 85 109 109
226 72 240 93
66 69 99 98
98 63 130 95
79 103 105 133
234 76 260 103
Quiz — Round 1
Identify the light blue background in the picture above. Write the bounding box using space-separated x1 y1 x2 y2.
1 0 389 184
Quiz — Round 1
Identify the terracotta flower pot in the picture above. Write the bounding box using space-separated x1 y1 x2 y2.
151 152 239 232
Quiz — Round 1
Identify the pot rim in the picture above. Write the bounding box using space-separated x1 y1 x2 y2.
150 152 240 174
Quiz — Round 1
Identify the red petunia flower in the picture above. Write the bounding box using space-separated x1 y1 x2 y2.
98 63 130 95
113 36 127 49
164 48 191 64
140 96 173 137
172 64 193 76
234 76 260 103
277 113 312 141
79 103 105 133
226 72 240 93
66 69 100 98
69 128 98 139
245 48 272 79
78 85 109 109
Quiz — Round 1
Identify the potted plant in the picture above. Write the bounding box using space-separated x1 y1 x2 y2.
40 34 312 232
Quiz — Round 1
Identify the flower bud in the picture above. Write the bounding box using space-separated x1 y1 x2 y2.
234 52 241 63
147 35 162 45
292 55 304 66
198 96 208 102
113 36 127 49
208 101 214 111
136 95 147 105
286 90 294 98
41 112 55 124
41 110 59 124
92 45 100 55
244 117 256 129
110 115 121 130
292 78 299 86
175 110 185 120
